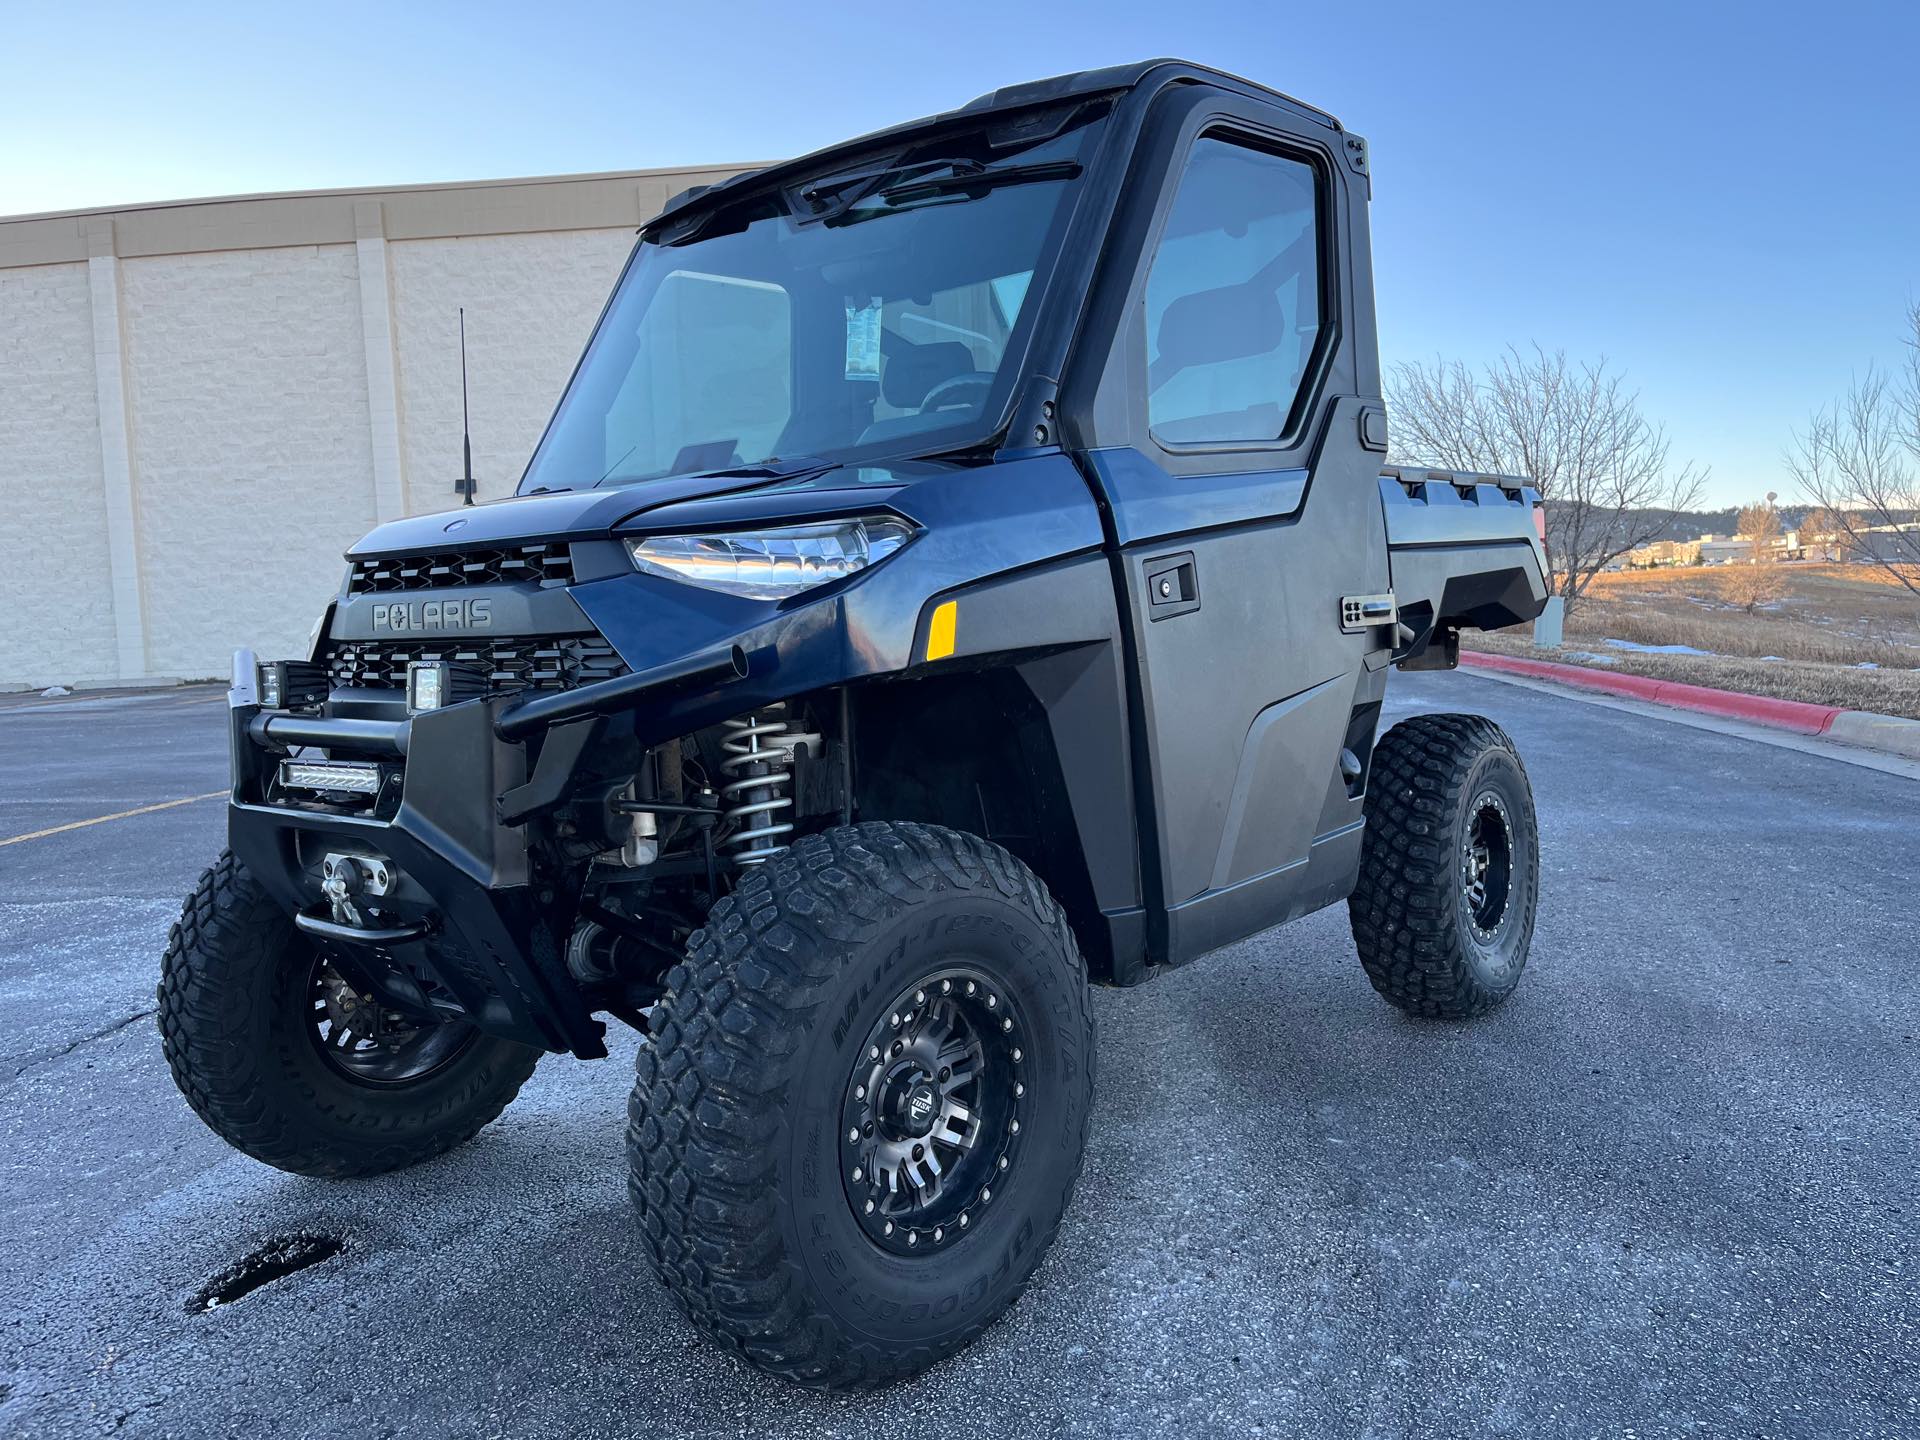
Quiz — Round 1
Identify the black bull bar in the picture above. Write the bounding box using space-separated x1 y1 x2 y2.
225 645 748 1058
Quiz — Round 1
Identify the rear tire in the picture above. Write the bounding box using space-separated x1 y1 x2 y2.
1349 713 1539 1018
626 822 1094 1389
158 850 540 1178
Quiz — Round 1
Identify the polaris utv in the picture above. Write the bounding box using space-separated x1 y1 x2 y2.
160 60 1548 1388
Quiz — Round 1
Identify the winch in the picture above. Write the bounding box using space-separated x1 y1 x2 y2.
318 852 394 929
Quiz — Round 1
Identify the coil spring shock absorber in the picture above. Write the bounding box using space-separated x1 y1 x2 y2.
719 705 795 865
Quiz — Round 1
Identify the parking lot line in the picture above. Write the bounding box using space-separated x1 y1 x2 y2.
0 791 226 848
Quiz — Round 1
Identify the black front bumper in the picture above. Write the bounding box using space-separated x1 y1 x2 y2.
227 655 606 1058
228 638 754 1058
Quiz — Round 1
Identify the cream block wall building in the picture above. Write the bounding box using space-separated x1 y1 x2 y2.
0 165 745 689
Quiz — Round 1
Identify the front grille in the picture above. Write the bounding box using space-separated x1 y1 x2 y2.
326 636 628 694
348 543 573 593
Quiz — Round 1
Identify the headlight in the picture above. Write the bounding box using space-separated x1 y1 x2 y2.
625 517 914 600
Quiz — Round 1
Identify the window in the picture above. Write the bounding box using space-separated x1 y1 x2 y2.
518 110 1102 493
1144 136 1322 446
601 271 793 483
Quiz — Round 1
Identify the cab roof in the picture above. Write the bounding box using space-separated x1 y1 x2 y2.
958 58 1338 130
646 58 1341 237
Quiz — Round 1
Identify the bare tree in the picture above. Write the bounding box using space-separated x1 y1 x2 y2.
1801 506 1854 562
1786 303 1920 600
1387 346 1707 608
1726 496 1785 612
1736 497 1782 555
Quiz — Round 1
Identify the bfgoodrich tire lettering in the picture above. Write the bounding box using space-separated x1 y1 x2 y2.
1348 713 1540 1018
626 822 1094 1389
158 850 540 1178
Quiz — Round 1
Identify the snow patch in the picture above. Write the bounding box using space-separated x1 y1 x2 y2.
1602 639 1714 656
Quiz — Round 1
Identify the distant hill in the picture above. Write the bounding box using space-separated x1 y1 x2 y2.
1542 503 1915 542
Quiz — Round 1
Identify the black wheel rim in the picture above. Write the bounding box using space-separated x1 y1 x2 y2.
839 967 1027 1256
1461 790 1515 943
307 958 476 1086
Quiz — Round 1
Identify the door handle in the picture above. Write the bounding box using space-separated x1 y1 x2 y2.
1144 552 1200 620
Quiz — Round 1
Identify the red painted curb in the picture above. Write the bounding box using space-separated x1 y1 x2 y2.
1460 650 1843 736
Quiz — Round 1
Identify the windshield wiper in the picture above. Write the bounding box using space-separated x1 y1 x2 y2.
877 159 1081 206
794 154 1080 224
792 155 942 223
593 452 839 491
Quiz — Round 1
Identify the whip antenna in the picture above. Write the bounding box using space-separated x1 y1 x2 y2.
458 307 475 505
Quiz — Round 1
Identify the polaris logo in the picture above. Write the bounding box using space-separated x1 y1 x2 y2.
370 598 493 633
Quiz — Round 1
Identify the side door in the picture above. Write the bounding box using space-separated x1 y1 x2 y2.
1070 92 1393 965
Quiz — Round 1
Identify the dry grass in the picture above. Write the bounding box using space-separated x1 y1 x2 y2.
1463 562 1920 719
1564 564 1920 666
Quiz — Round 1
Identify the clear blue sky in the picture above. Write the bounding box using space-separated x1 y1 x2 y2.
5 0 1915 506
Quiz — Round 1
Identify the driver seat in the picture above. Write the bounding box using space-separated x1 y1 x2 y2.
856 331 981 446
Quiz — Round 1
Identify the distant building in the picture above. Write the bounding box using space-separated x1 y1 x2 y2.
1622 529 1808 568
1699 536 1759 565
1707 530 1804 564
1621 515 1919 570
1623 538 1704 568
1852 522 1920 565
0 163 750 688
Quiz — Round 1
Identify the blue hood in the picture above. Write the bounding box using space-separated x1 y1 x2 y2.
345 461 944 557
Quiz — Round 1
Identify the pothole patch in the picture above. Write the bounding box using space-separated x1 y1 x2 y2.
189 1232 346 1313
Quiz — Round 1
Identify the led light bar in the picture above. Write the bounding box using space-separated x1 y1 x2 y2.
279 759 382 795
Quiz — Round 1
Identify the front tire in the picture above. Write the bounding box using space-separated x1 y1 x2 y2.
626 823 1094 1389
158 851 540 1178
1349 713 1540 1018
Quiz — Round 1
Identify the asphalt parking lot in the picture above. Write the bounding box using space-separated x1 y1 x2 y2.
1 672 1915 1439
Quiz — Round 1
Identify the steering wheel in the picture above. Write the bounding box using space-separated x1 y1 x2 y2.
918 371 996 414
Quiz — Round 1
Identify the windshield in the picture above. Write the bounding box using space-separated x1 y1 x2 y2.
518 110 1105 493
